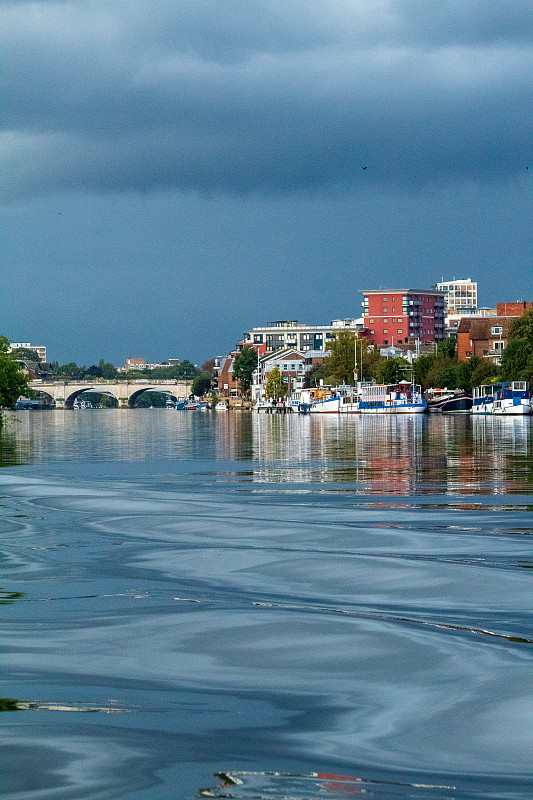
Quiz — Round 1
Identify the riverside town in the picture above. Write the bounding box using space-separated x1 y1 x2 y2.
3 280 532 418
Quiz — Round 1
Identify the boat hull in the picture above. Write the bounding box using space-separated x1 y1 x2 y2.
427 395 472 413
359 403 427 414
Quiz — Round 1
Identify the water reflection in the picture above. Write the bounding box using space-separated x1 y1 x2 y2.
1 410 531 799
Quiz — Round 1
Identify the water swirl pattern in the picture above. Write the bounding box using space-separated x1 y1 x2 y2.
1 411 531 799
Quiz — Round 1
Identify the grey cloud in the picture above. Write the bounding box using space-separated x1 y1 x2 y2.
2 1 530 202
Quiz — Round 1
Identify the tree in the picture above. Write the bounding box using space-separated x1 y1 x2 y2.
303 362 333 388
500 309 533 383
85 365 103 378
470 359 500 387
232 347 258 395
508 308 533 346
200 358 216 374
11 347 40 362
265 366 287 400
437 337 457 359
374 356 411 385
413 354 437 389
98 359 118 379
55 362 85 379
191 371 213 397
500 339 531 383
324 331 357 385
0 336 33 421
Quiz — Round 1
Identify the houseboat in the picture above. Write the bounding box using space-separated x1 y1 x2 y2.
359 381 427 414
425 388 472 413
472 382 530 415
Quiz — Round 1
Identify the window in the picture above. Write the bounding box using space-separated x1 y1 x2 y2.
382 296 388 301
370 330 375 334
383 307 388 312
383 318 388 323
369 318 374 323
493 341 504 351
397 329 403 333
383 328 388 333
397 318 402 322
491 326 503 335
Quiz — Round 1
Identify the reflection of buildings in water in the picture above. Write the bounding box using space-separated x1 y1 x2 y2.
353 415 426 494
471 416 531 494
251 414 430 492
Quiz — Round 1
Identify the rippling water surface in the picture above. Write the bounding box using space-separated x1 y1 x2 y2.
1 410 531 799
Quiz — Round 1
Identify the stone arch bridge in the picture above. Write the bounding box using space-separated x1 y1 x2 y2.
31 379 193 409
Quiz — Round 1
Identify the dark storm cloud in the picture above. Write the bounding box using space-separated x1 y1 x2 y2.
2 1 530 202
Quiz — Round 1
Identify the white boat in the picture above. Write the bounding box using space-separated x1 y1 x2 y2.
358 381 427 414
472 381 530 415
215 401 228 410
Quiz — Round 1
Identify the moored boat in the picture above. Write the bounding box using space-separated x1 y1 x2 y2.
472 381 530 415
425 388 472 413
359 381 426 414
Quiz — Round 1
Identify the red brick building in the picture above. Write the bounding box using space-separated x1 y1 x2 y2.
361 289 446 347
457 301 532 363
457 317 513 363
496 301 532 317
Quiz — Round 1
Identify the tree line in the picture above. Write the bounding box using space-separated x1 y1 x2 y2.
50 359 201 381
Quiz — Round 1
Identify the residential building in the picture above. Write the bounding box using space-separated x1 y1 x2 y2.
251 349 307 400
496 301 532 317
213 355 240 397
241 319 362 355
9 342 47 361
445 307 496 335
436 278 477 312
360 289 446 347
457 318 513 364
125 357 146 372
457 301 531 364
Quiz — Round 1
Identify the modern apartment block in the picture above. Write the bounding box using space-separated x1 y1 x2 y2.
360 289 446 347
436 278 477 311
241 319 361 355
9 342 47 361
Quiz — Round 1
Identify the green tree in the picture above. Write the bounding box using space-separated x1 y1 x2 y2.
191 371 213 397
265 366 287 400
232 347 258 395
470 359 500 387
413 354 437 388
508 308 533 345
134 391 168 408
500 309 533 383
500 339 531 383
55 362 85 379
437 337 457 359
324 331 357 384
11 347 40 362
0 336 33 421
374 356 411 385
303 362 333 388
98 359 118 379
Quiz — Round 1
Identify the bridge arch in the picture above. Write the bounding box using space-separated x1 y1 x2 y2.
128 387 177 408
64 387 118 408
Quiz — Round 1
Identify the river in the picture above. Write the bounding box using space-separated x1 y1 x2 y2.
1 410 531 799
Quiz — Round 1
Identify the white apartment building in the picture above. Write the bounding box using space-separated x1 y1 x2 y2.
9 342 47 361
242 319 362 354
436 278 477 312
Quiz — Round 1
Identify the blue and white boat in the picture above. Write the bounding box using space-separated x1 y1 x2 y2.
472 381 530 415
358 381 426 414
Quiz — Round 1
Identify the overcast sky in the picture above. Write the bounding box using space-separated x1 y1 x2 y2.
2 0 531 366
